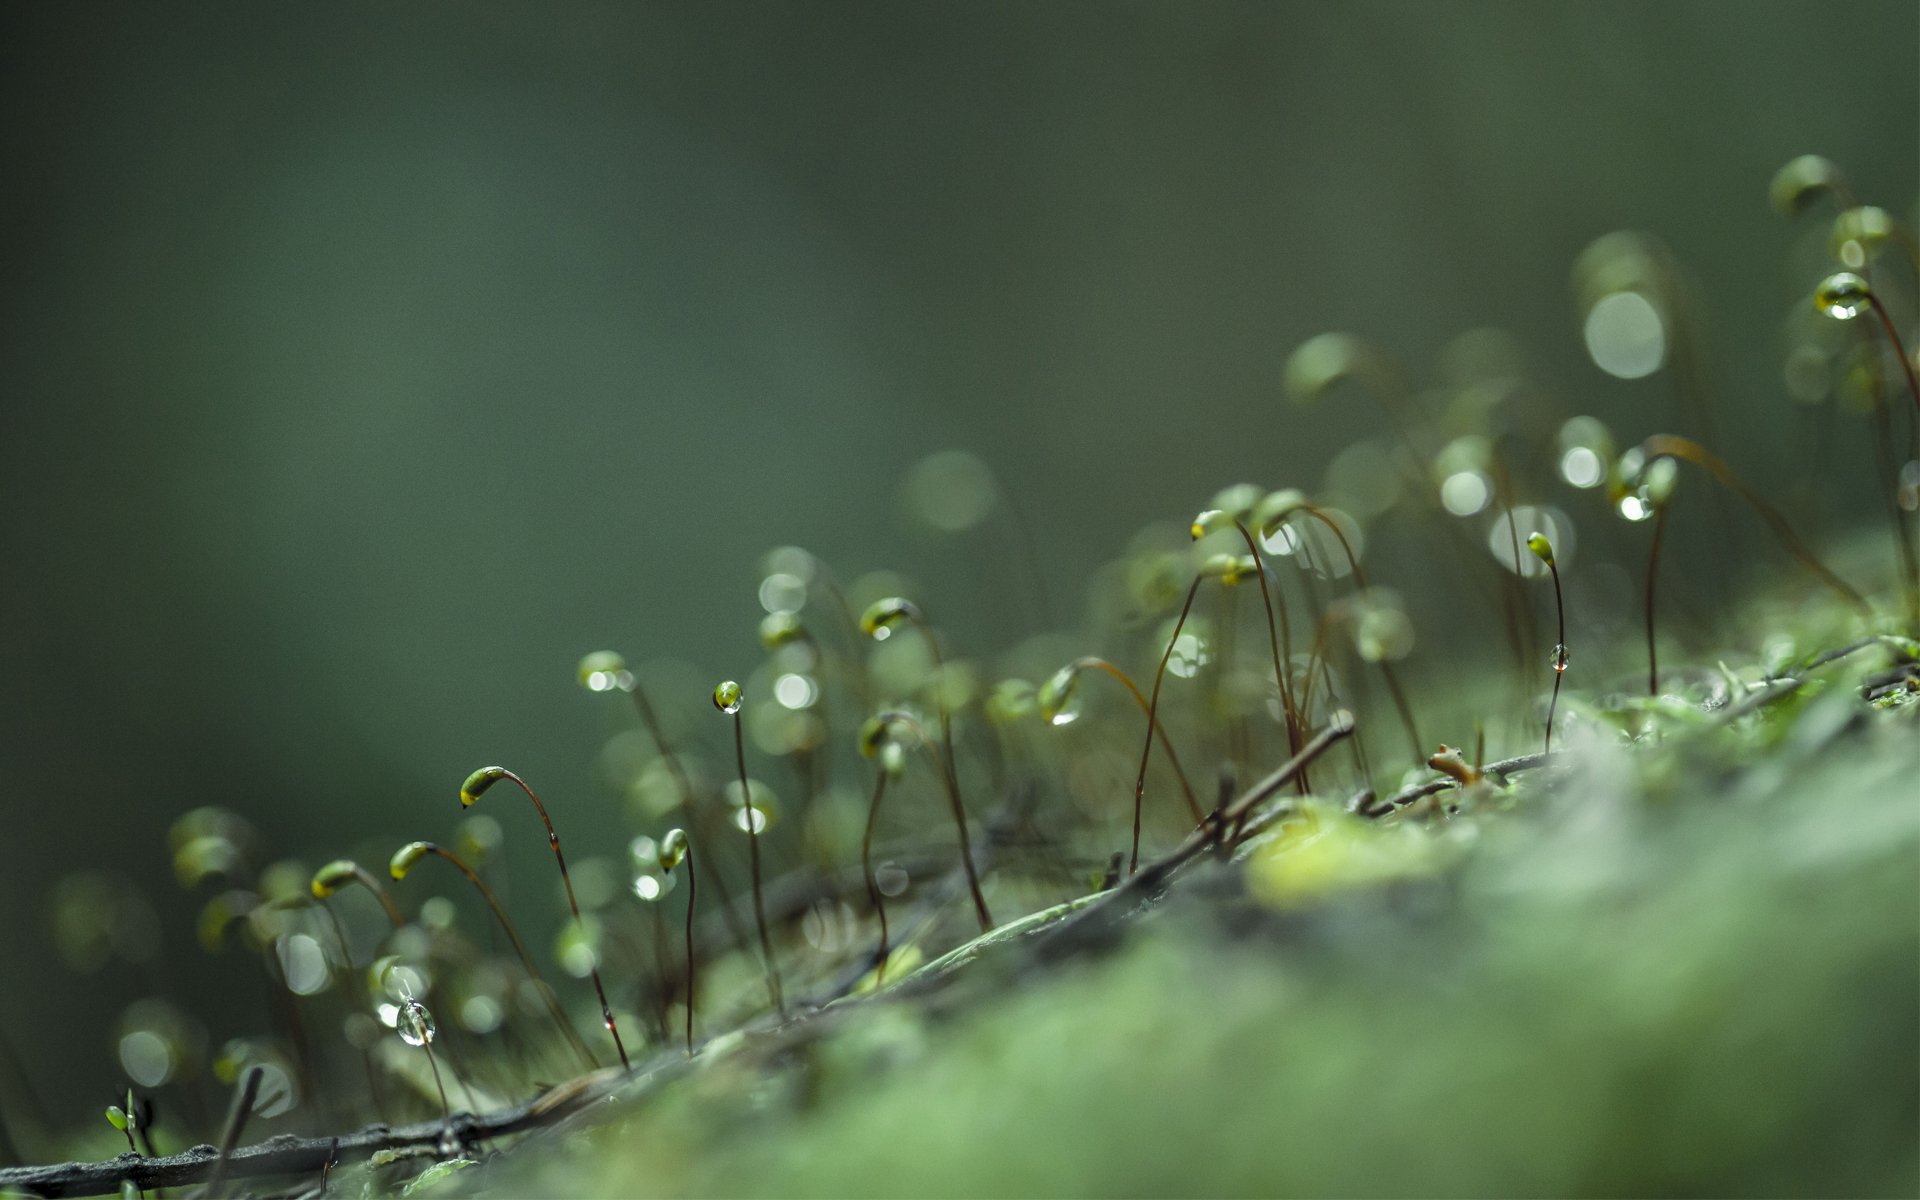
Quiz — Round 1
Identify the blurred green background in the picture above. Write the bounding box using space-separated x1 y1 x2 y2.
0 1 1914 1122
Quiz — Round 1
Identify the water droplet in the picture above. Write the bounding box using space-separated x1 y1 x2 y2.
276 933 330 997
1168 632 1210 679
772 673 818 710
460 995 503 1034
1558 446 1605 489
758 573 808 615
1583 291 1667 380
1354 605 1414 664
1550 643 1569 673
903 449 997 533
117 1030 174 1089
1440 471 1492 516
576 650 631 693
397 1000 436 1047
1815 272 1872 320
712 680 743 715
1037 664 1083 727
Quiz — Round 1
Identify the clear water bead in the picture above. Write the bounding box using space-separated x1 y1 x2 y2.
398 999 436 1047
1550 643 1570 674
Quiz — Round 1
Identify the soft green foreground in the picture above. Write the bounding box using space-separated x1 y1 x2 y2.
398 664 1920 1198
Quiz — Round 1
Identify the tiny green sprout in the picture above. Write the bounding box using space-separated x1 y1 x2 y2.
454 765 629 1070
857 596 919 642
716 679 785 1017
655 827 696 1057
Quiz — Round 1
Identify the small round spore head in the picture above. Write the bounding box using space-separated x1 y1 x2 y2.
858 597 919 641
105 1105 129 1132
1189 509 1227 541
310 860 359 899
657 828 688 872
713 680 743 715
388 842 433 882
460 766 508 808
1526 532 1555 566
1815 272 1872 320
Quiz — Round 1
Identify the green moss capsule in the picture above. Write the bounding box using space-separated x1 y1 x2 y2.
858 596 918 641
576 650 631 693
1527 532 1555 566
1815 271 1873 321
758 611 806 651
460 766 508 808
713 679 743 714
1037 663 1084 727
1768 154 1848 217
389 842 433 882
309 860 359 899
657 828 688 872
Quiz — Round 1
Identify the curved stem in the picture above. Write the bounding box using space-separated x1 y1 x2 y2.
493 770 630 1070
860 769 892 983
731 716 786 1017
1229 521 1302 757
1283 505 1425 764
347 866 407 930
905 613 993 932
415 845 597 1071
1133 575 1203 875
871 710 990 932
1867 293 1920 422
1543 558 1566 755
1074 658 1202 823
1640 435 1872 618
1645 505 1669 697
680 847 696 1058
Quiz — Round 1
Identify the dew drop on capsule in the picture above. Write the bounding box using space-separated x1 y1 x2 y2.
713 680 743 715
1550 643 1569 674
1815 272 1872 321
1037 665 1084 727
398 999 436 1047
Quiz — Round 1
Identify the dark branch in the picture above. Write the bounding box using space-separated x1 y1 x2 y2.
0 1068 626 1199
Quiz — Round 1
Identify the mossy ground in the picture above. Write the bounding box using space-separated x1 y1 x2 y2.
368 623 1919 1197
